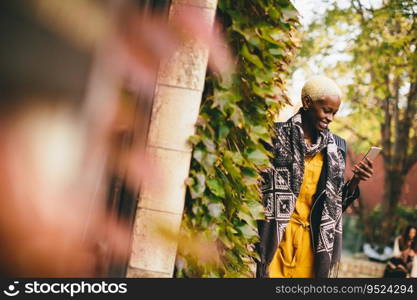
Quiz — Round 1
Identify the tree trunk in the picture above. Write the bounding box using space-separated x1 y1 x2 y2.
380 170 405 245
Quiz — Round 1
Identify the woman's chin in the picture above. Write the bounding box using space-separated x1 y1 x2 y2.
316 122 328 131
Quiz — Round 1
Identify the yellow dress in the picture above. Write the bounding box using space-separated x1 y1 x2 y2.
268 151 324 278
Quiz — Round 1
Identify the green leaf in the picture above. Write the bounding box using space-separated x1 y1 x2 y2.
281 8 298 20
185 177 194 187
246 148 269 165
268 7 280 20
219 234 234 249
238 224 258 239
223 153 241 178
237 210 254 227
202 135 216 153
248 201 265 220
207 177 226 198
193 148 204 163
219 124 230 140
242 167 260 186
229 106 244 127
208 203 224 218
201 153 217 174
240 43 265 69
189 172 206 199
188 134 201 145
269 48 285 56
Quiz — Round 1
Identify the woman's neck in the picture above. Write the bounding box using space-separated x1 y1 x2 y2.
301 111 317 142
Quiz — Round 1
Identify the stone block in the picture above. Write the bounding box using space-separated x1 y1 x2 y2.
138 146 191 214
128 208 182 275
172 0 217 9
157 42 208 91
147 85 201 152
157 4 216 91
126 267 171 278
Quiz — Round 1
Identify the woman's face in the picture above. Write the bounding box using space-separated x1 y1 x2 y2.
303 95 341 131
409 228 417 239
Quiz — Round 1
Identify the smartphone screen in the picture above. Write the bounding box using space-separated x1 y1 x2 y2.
364 146 382 161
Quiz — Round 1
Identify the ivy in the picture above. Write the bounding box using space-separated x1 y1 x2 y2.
176 0 300 277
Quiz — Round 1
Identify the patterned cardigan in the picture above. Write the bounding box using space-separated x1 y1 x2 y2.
256 122 360 278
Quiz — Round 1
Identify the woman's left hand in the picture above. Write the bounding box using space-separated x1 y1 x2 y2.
352 157 374 181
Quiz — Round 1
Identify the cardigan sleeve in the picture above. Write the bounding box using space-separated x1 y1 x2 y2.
341 178 360 212
336 136 360 212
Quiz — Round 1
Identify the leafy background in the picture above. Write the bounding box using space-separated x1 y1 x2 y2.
175 0 300 277
297 0 417 249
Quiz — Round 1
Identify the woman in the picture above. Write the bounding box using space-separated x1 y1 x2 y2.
384 225 417 278
394 225 417 255
383 248 415 278
257 75 374 278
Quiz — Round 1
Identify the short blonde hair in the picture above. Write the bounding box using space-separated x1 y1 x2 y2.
301 75 342 102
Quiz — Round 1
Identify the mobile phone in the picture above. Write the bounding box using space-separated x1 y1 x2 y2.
363 146 382 161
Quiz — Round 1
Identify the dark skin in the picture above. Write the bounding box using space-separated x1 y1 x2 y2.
301 94 374 193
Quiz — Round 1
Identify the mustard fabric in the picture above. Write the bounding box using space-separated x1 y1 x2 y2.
268 151 324 278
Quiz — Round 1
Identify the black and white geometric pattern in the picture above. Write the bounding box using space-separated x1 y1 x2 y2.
263 193 274 219
275 193 294 221
318 221 336 253
274 168 291 191
260 109 347 277
261 168 273 192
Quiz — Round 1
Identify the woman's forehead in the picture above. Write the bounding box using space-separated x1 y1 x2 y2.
317 95 341 108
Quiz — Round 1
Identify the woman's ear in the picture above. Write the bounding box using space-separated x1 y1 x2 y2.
302 95 312 110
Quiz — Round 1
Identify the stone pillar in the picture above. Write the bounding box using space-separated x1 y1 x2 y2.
127 0 218 278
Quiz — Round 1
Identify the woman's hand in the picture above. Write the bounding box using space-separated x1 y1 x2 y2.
396 264 408 272
352 157 374 181
346 157 374 194
387 261 396 269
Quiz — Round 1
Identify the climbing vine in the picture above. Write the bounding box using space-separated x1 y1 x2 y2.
176 0 300 277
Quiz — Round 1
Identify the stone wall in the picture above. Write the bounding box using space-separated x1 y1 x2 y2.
338 257 386 278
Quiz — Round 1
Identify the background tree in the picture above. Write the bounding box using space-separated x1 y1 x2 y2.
299 0 417 248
